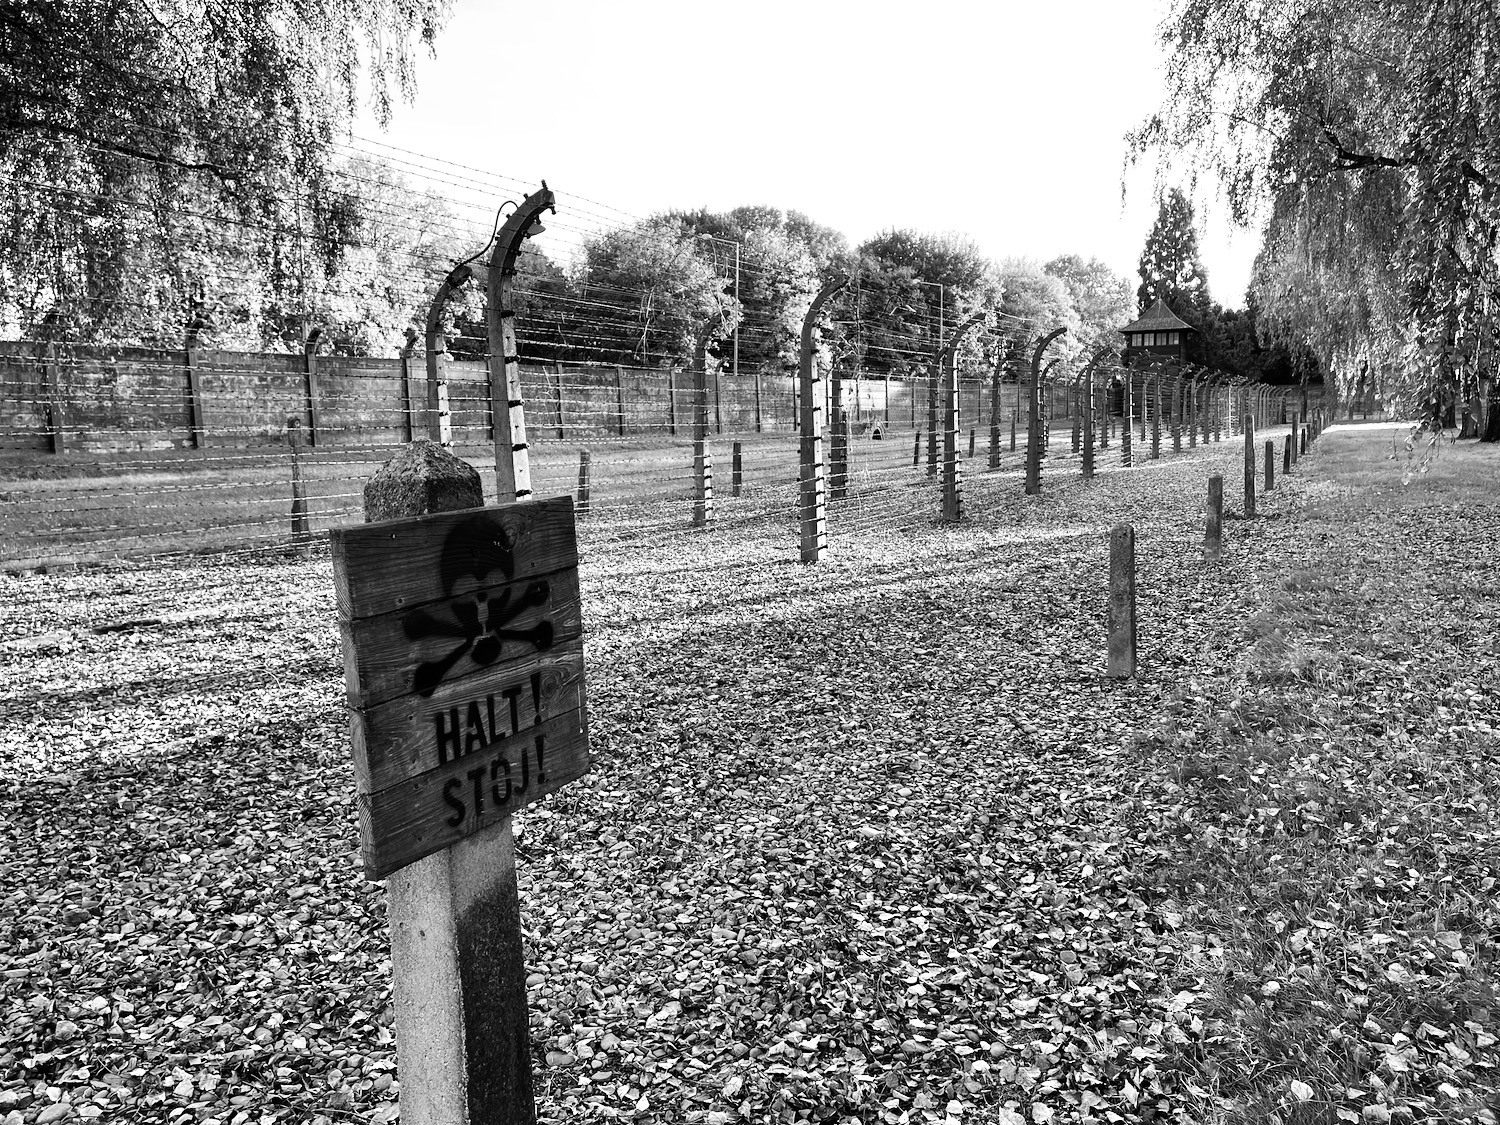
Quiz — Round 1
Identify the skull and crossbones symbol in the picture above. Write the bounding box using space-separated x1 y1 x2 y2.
404 512 555 697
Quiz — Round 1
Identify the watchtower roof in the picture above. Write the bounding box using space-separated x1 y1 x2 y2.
1121 298 1196 334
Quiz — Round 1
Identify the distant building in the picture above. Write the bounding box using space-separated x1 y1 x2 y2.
1121 299 1197 365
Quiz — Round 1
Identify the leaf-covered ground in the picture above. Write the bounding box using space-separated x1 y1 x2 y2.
1 423 1496 1125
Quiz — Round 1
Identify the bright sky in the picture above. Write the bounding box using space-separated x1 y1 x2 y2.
360 0 1259 308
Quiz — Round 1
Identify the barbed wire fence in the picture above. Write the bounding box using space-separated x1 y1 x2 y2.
0 132 1325 576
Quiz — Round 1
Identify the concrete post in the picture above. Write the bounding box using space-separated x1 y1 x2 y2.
1107 524 1137 679
363 441 536 1125
1243 415 1256 518
576 450 591 517
1205 474 1223 563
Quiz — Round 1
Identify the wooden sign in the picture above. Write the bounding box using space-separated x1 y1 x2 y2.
330 497 590 879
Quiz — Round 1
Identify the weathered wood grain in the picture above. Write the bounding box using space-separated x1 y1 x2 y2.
338 567 582 709
330 496 577 621
360 707 589 879
350 638 586 794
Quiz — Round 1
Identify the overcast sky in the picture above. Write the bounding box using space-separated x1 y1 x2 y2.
359 0 1259 307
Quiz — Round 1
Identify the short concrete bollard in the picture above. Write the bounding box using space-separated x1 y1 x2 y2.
575 449 591 517
1205 474 1223 563
1107 524 1137 679
1283 434 1292 477
1264 439 1275 490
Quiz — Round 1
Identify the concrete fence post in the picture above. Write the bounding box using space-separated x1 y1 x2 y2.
186 323 207 449
732 440 743 497
1172 374 1183 453
303 326 324 447
941 312 985 522
692 327 717 527
576 449 591 517
1026 328 1066 496
1071 381 1082 455
1151 373 1162 459
831 406 849 502
990 357 1004 469
798 275 846 564
927 369 939 477
287 416 309 549
1082 369 1096 480
1188 377 1198 449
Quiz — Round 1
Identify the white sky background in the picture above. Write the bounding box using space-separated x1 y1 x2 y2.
357 0 1260 308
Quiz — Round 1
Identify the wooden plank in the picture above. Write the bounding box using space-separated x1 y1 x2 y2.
340 567 584 709
360 706 589 879
351 639 585 794
330 496 577 621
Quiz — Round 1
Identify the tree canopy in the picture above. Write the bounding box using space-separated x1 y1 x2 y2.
1044 255 1133 353
0 0 451 346
1131 0 1500 427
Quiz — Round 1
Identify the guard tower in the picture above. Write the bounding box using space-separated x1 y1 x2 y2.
1121 298 1196 365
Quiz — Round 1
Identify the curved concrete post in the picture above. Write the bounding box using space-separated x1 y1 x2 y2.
1025 327 1066 495
487 184 556 503
940 311 987 522
692 314 726 526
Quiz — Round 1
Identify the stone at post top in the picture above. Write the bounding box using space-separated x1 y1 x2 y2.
364 439 484 523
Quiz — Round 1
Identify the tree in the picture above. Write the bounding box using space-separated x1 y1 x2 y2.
996 259 1080 374
1130 0 1500 434
1135 189 1213 323
663 206 848 373
576 218 729 368
1044 255 1134 352
0 0 450 345
855 230 1001 374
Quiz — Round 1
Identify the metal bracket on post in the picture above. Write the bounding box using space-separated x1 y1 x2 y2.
940 312 986 522
798 274 848 564
487 183 557 504
1025 328 1066 495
